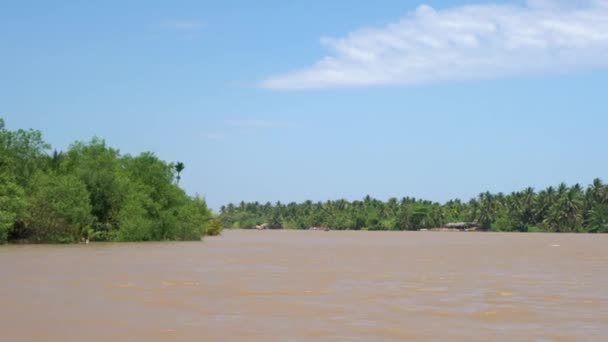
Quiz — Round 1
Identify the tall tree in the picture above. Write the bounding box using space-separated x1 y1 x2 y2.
175 162 185 185
24 172 93 243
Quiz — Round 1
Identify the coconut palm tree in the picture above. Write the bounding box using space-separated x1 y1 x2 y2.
477 192 500 229
175 162 185 185
587 178 607 205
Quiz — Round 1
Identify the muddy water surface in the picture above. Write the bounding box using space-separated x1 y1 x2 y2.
1 230 607 341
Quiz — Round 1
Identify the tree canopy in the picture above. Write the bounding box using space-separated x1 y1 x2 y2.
3 117 607 243
0 118 217 244
219 180 608 233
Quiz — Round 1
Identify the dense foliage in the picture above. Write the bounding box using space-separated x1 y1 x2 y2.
0 118 217 244
220 180 608 233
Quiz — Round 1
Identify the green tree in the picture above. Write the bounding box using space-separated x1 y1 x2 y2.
0 174 25 243
1 124 50 188
175 195 212 240
587 205 608 233
24 172 93 243
207 217 224 236
115 189 155 241
63 138 125 232
0 119 30 242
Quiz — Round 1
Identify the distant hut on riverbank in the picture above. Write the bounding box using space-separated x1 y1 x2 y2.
255 223 270 230
443 222 479 231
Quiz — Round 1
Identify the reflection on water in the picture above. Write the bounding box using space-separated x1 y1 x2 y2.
1 230 608 341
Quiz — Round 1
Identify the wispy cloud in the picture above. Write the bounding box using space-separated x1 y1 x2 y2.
165 20 202 31
260 0 608 89
225 119 297 129
200 120 297 141
200 131 224 140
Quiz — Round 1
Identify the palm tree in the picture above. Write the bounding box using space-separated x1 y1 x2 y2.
80 227 101 244
50 149 64 171
175 162 185 185
587 205 608 233
477 192 499 229
587 178 607 205
514 187 536 229
544 185 584 232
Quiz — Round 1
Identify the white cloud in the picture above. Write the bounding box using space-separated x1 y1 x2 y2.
225 119 297 129
260 1 608 89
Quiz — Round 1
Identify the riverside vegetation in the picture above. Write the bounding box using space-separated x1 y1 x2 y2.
220 183 608 233
0 118 222 244
3 119 608 244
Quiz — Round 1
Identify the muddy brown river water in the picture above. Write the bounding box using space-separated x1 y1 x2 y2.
1 230 607 341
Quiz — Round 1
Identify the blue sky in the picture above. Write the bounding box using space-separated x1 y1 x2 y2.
2 0 607 210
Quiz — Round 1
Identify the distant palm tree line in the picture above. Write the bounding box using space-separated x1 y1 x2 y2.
219 179 608 233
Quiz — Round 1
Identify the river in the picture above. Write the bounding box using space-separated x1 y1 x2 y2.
1 230 607 341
